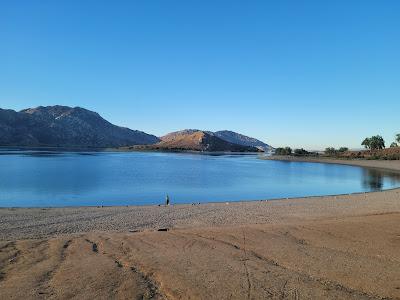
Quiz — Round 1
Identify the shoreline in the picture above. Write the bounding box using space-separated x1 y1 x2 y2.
2 184 400 210
1 158 400 299
2 186 400 239
262 154 400 173
0 146 263 155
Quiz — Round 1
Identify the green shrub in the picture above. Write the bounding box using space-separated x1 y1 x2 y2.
274 147 292 156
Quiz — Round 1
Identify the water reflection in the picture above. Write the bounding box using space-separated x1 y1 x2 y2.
362 168 400 191
0 148 102 157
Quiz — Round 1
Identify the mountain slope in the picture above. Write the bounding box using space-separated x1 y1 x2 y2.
0 106 160 147
160 129 212 142
214 130 272 151
136 130 260 152
160 129 272 151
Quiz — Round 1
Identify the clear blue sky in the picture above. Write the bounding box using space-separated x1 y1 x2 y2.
1 1 399 149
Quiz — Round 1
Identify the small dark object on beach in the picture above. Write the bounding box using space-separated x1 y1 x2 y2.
166 194 170 206
92 243 98 253
157 228 169 232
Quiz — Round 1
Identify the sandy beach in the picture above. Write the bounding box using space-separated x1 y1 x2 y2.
1 158 400 299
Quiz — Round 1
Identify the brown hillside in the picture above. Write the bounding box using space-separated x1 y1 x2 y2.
336 147 400 160
134 130 260 152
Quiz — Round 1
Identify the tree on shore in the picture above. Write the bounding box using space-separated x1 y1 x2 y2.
390 142 398 148
274 147 292 155
396 134 400 144
325 147 337 155
362 138 371 149
325 147 349 156
294 148 310 156
361 135 385 150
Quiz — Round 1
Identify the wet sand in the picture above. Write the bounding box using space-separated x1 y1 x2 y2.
1 158 400 299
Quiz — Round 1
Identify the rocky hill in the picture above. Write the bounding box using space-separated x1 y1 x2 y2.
159 129 271 152
135 130 260 152
160 129 211 141
214 130 272 151
0 106 160 148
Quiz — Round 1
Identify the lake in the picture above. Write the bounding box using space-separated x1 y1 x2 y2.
1 150 400 207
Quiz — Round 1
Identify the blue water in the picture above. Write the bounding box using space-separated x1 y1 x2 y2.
0 150 400 207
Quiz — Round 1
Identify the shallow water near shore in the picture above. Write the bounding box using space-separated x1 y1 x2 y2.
1 150 400 207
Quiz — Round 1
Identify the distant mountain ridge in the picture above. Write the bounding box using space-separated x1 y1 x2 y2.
0 105 160 147
0 106 272 152
136 130 260 152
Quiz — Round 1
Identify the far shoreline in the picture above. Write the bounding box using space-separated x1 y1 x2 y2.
0 145 264 155
262 155 400 174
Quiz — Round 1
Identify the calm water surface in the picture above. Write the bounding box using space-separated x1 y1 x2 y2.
1 150 400 207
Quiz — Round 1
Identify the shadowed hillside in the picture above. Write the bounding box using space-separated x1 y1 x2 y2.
214 130 272 151
0 106 160 148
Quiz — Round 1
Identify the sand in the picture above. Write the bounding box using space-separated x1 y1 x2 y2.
1 158 400 299
262 155 400 173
